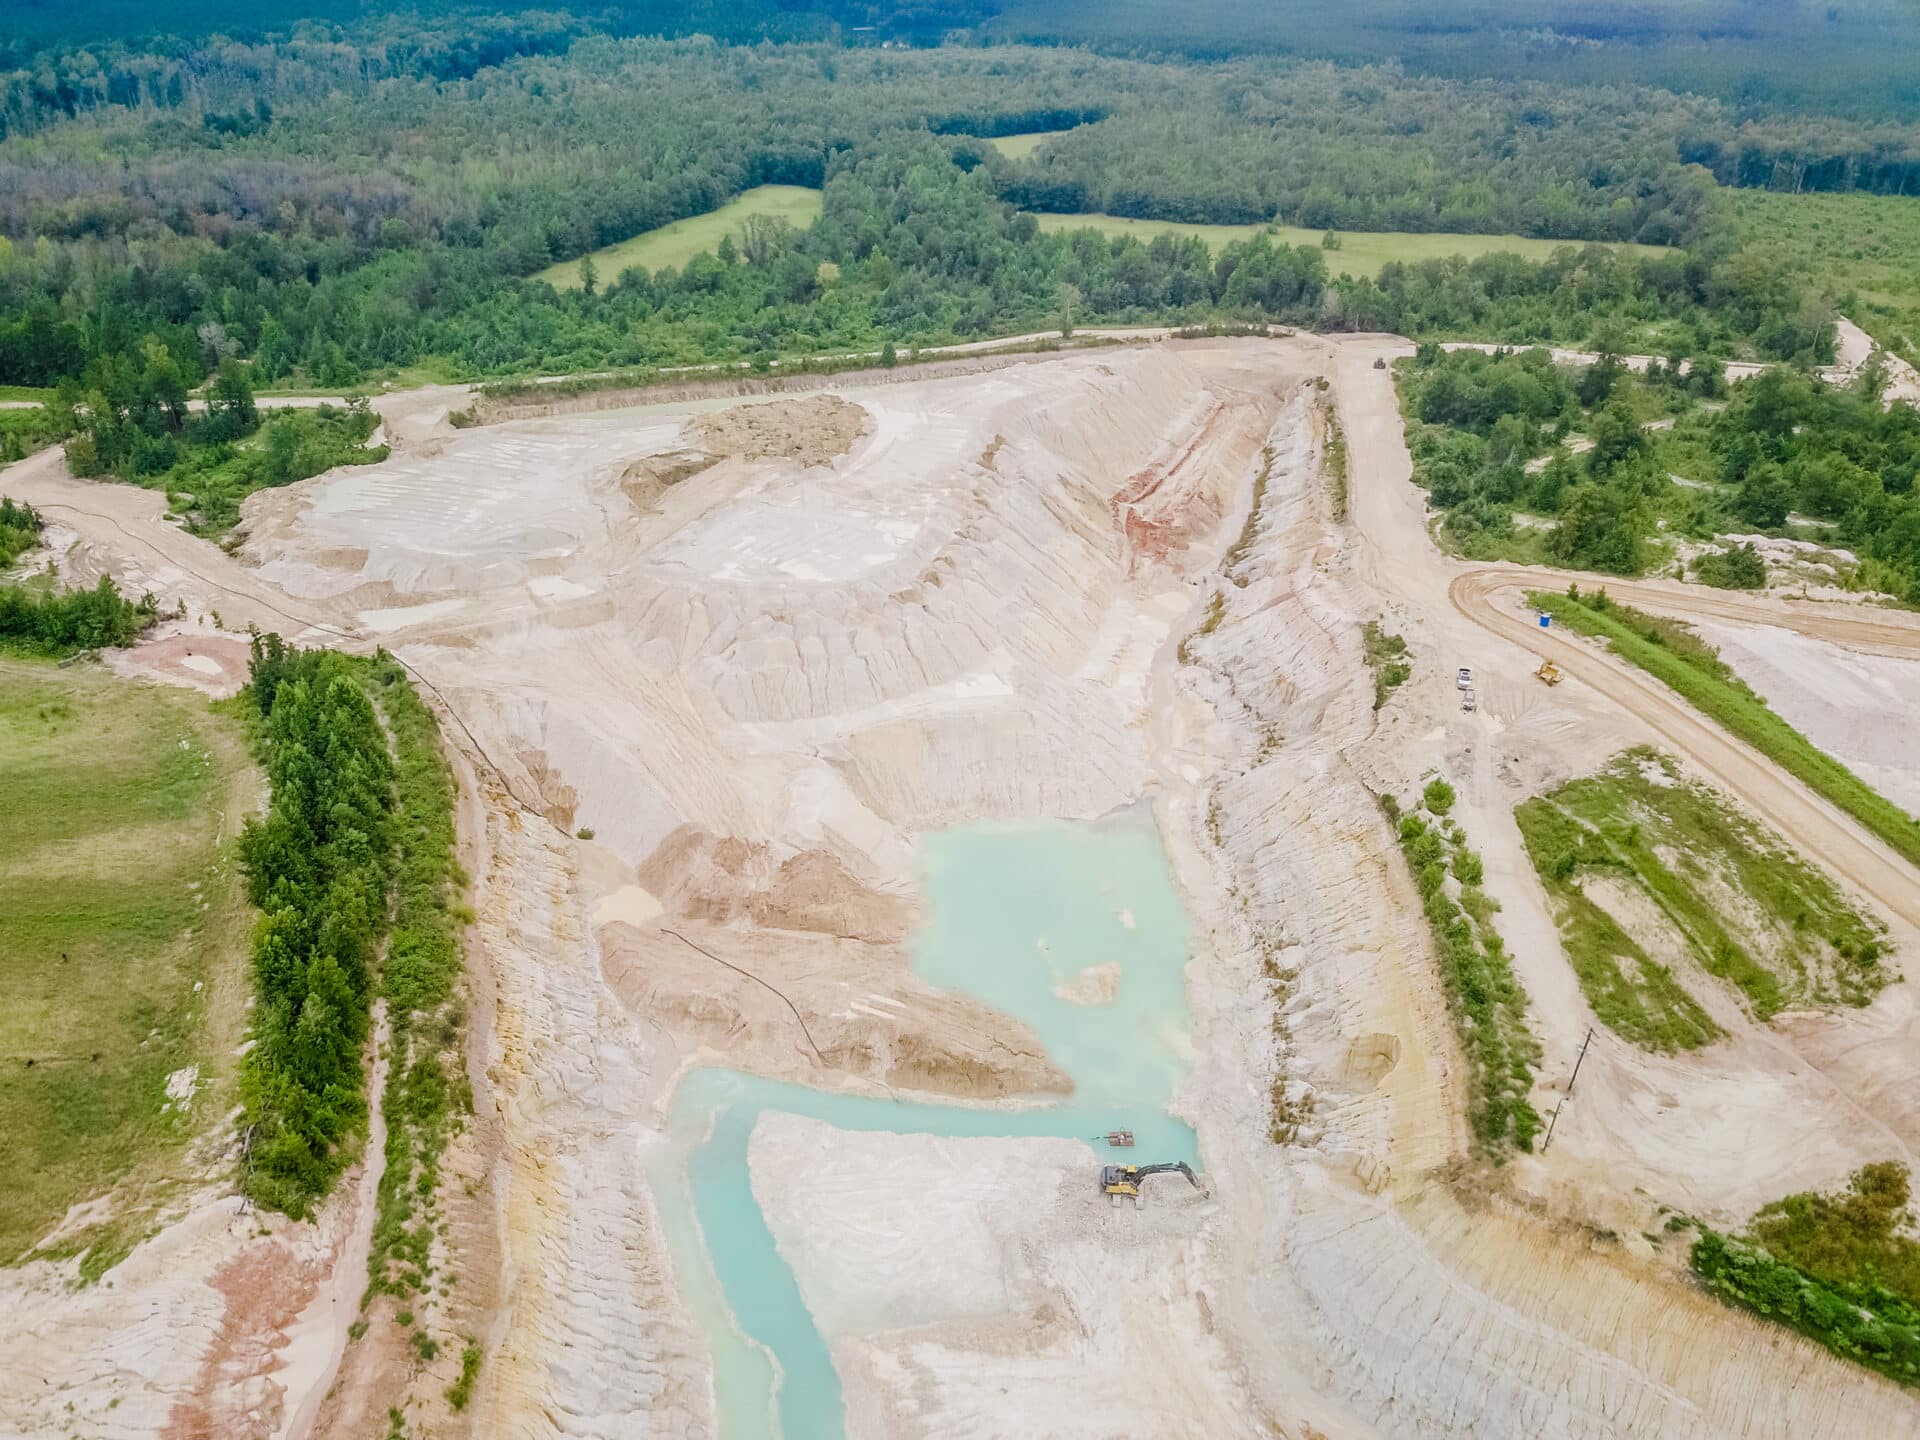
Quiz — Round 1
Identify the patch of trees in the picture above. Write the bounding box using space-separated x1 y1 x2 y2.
0 575 155 653
1401 344 1920 600
56 351 383 534
238 636 397 1215
1699 366 1920 603
1692 1162 1920 1388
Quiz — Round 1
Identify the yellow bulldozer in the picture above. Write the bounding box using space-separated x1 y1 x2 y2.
1535 659 1563 686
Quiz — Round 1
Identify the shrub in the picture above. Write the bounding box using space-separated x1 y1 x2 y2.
0 496 42 568
0 576 156 655
1693 542 1767 589
1423 778 1456 815
1362 620 1411 709
447 1340 483 1411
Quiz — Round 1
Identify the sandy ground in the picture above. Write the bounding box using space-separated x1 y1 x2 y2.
1691 619 1920 816
6 329 1920 1438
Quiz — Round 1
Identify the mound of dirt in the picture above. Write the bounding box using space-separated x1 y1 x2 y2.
619 449 712 510
637 825 912 943
693 395 868 466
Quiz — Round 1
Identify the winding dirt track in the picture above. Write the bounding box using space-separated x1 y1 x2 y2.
1467 567 1920 656
1450 566 1920 930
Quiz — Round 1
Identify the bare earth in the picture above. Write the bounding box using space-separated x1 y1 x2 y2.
4 329 1920 1438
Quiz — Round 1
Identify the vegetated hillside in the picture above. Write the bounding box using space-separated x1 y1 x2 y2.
1516 748 1886 1052
1694 1161 1920 1387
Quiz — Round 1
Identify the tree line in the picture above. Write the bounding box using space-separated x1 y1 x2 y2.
238 636 397 1214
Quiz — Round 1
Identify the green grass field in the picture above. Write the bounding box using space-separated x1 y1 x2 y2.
1732 189 1920 364
987 129 1074 159
1032 214 1668 278
0 658 255 1270
535 185 824 289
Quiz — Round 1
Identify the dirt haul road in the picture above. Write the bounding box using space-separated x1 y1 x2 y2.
5 333 1920 1440
1448 567 1920 930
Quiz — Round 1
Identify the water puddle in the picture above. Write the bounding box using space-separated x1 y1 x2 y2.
649 816 1199 1439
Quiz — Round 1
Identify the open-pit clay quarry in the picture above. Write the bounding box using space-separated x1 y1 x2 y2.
7 332 1920 1439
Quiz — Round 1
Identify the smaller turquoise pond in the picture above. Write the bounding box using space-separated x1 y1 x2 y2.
648 816 1201 1439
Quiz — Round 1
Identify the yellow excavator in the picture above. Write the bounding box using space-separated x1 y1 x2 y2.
1101 1162 1207 1208
1535 659 1563 686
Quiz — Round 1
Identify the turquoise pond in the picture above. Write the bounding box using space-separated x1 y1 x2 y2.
647 817 1201 1439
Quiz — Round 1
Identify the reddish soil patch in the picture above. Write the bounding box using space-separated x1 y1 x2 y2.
162 1237 316 1440
113 631 253 698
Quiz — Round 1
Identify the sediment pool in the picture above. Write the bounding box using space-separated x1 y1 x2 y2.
650 816 1202 1438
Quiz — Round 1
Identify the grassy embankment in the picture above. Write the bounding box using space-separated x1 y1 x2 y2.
1516 748 1885 1051
1733 189 1920 366
1031 214 1668 279
0 657 255 1275
363 653 472 1323
1324 407 1349 521
1530 587 1920 871
1692 1161 1920 1388
0 402 63 463
534 185 825 289
1386 780 1541 1153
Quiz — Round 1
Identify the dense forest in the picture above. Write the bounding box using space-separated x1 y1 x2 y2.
0 20 1859 398
10 0 1920 125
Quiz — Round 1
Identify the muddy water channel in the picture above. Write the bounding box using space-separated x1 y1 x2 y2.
648 816 1202 1439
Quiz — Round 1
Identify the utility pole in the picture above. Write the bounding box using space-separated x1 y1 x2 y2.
1541 1026 1594 1153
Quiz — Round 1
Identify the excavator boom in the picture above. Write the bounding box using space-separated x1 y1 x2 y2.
1099 1161 1206 1205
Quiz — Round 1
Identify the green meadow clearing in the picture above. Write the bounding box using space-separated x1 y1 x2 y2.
987 129 1075 159
536 184 825 288
0 658 256 1271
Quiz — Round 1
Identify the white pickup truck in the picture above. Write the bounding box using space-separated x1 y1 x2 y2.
1457 667 1473 690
